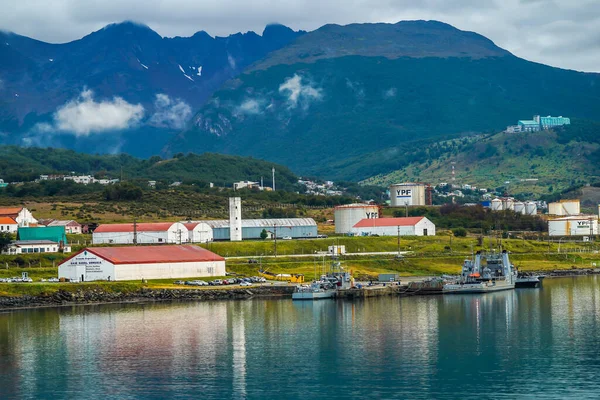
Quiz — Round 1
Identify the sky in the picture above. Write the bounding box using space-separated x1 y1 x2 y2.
0 0 599 72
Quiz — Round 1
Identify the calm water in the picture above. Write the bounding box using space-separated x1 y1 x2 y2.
2 277 600 399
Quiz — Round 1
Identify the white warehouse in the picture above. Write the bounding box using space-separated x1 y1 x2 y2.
183 222 214 243
58 245 226 282
351 217 436 237
92 222 189 245
548 216 598 237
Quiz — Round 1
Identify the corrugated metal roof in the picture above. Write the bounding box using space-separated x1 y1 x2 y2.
17 226 67 243
353 217 424 228
196 218 317 229
0 207 23 216
60 245 224 265
0 217 17 225
94 223 181 233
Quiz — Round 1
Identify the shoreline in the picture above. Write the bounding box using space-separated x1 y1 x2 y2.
1 269 599 311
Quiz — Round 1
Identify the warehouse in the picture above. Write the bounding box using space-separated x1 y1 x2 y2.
548 216 598 237
351 217 436 237
195 218 317 240
92 222 189 245
58 245 225 282
183 222 213 243
334 203 379 234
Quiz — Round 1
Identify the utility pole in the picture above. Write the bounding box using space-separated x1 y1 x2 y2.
133 218 138 245
397 225 401 256
405 203 408 217
274 223 277 257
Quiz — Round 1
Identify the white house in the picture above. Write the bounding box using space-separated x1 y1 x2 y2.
0 207 38 227
58 245 226 282
0 217 18 233
2 240 69 255
92 222 189 245
351 217 436 237
183 222 214 243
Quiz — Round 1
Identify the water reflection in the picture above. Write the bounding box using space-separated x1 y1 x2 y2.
2 277 600 399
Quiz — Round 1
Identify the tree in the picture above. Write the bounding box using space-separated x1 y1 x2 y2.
0 232 13 253
452 227 467 237
260 229 268 240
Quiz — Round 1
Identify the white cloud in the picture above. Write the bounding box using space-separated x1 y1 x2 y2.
48 89 144 136
278 74 322 109
149 93 192 129
237 98 262 115
384 87 397 98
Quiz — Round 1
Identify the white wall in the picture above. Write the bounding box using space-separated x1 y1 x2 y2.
0 223 18 233
415 218 436 236
115 260 226 281
58 252 115 281
350 218 435 237
190 223 213 243
16 208 38 227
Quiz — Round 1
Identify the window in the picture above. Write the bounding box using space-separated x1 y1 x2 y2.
41 248 45 253
34 248 39 253
158 238 163 242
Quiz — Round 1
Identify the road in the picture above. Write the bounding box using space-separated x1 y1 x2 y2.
225 251 413 260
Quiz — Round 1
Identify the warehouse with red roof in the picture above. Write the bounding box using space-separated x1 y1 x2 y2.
351 217 435 237
92 222 189 245
58 245 225 281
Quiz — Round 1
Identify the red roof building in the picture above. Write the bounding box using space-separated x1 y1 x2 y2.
351 217 435 237
0 216 18 234
93 222 189 245
59 245 226 281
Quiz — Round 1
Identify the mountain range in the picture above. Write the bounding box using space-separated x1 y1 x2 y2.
1 20 600 185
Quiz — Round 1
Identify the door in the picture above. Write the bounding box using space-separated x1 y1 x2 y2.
423 229 428 236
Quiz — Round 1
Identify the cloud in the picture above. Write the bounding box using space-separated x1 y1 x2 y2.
278 74 322 109
236 98 263 115
384 87 397 98
42 89 144 136
346 79 365 99
149 94 192 129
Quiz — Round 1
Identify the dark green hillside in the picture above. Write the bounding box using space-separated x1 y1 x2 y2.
170 55 600 180
0 147 298 190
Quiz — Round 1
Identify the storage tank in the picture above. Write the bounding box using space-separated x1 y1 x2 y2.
334 203 379 234
502 198 515 211
549 200 580 216
389 183 427 207
562 200 580 216
513 202 525 214
491 198 503 211
525 201 537 215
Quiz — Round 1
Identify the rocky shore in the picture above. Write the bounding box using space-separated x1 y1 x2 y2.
0 286 296 310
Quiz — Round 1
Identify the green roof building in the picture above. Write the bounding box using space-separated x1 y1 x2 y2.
17 226 68 245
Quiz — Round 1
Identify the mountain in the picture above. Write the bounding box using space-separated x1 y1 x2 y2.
170 20 600 180
361 119 600 196
0 21 304 154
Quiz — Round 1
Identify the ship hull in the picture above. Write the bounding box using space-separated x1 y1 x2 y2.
292 291 336 300
443 281 515 294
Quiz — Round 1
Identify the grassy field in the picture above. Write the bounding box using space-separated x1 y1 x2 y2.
1 235 598 298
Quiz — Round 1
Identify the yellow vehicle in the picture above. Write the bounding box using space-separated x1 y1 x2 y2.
258 269 305 283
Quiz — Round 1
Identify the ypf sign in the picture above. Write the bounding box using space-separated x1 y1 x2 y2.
396 189 413 205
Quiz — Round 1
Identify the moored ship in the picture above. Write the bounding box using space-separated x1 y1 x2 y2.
443 250 516 294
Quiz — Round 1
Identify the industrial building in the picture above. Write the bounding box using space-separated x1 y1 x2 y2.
334 203 379 234
192 218 318 240
183 222 213 243
548 200 580 216
389 183 432 207
92 222 189 245
548 216 598 237
351 217 436 237
58 245 226 282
